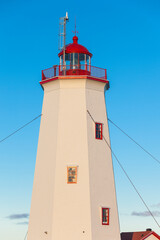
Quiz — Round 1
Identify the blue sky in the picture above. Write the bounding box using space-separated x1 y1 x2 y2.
0 0 160 239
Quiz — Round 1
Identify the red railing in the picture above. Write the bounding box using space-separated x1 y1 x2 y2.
42 65 107 81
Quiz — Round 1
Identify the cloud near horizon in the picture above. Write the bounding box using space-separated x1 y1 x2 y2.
131 211 160 217
16 221 28 225
6 213 29 220
151 203 160 208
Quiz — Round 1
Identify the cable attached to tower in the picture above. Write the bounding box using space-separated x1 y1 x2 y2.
107 118 160 166
87 110 160 229
24 231 28 240
88 111 160 166
0 114 42 145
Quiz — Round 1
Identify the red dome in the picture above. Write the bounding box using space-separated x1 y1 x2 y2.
58 36 92 57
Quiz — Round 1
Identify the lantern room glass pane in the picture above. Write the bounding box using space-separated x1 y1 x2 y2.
70 53 73 68
79 53 85 61
74 53 78 68
70 53 79 69
79 53 85 68
60 54 70 66
65 53 70 61
86 54 90 65
65 53 70 67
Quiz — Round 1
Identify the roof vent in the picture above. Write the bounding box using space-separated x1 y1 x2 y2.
146 228 152 231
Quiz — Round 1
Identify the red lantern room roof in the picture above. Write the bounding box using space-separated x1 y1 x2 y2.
58 36 92 57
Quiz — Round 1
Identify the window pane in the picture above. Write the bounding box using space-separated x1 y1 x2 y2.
70 53 79 69
74 53 79 68
102 208 109 225
71 53 73 65
67 166 77 183
95 123 102 140
79 53 85 68
65 53 70 61
79 53 85 61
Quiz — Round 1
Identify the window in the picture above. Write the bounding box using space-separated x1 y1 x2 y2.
67 166 77 184
102 208 109 225
95 123 103 140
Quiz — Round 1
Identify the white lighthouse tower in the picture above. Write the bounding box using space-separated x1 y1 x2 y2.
27 23 120 240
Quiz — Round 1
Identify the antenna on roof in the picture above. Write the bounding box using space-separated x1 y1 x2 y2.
59 12 69 75
59 12 69 51
72 16 78 36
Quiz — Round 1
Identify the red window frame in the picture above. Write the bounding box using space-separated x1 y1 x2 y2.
102 208 109 225
95 123 103 140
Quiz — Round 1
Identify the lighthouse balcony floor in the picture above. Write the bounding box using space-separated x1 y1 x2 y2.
41 64 108 82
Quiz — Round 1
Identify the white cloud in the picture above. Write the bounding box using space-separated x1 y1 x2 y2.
6 213 29 220
131 211 160 217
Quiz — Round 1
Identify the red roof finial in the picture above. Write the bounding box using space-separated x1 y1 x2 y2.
73 35 78 44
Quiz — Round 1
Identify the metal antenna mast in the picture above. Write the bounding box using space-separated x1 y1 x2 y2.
72 16 78 36
59 12 69 75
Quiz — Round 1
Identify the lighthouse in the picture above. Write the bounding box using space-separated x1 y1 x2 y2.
27 22 120 240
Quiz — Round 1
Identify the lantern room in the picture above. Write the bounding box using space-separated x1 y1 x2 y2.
58 35 92 76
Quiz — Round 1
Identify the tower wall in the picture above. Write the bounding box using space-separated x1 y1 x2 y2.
28 78 120 240
86 80 120 240
28 81 60 239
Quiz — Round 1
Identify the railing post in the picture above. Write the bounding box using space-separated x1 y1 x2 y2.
42 71 45 80
89 56 91 73
63 64 66 76
53 65 56 76
85 64 87 71
105 69 107 79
